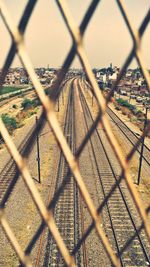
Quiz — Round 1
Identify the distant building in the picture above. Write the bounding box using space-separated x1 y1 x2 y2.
109 72 117 81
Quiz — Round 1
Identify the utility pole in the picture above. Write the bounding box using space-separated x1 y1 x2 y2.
36 116 41 183
137 106 148 185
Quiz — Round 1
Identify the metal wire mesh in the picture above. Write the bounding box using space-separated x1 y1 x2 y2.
0 0 150 266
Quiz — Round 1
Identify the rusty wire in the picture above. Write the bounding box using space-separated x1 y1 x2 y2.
0 0 150 266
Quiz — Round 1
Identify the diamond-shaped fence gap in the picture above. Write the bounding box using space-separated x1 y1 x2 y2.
83 0 132 69
24 0 71 69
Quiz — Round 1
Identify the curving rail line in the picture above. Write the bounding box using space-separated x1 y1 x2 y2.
107 107 150 166
78 84 150 267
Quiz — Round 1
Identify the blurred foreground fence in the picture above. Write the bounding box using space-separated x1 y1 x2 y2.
0 0 150 266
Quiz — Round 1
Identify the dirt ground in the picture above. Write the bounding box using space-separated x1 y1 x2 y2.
0 91 36 118
109 101 150 149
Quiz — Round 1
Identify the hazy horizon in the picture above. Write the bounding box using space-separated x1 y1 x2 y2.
0 0 150 69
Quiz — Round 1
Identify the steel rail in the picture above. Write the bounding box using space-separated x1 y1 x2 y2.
0 122 38 206
34 79 73 267
82 78 150 163
79 84 150 266
43 80 80 266
0 0 149 265
73 81 88 267
107 107 150 166
79 87 124 266
82 78 150 166
0 77 71 208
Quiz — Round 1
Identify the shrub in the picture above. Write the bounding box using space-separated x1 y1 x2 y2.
115 105 121 111
21 98 33 109
12 104 17 109
32 98 41 107
116 98 135 111
135 110 145 121
29 111 37 116
1 114 17 133
136 110 143 115
21 98 41 110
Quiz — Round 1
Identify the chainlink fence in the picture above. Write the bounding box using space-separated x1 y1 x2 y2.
0 0 150 266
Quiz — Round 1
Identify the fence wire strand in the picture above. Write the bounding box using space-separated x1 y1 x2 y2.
0 0 150 266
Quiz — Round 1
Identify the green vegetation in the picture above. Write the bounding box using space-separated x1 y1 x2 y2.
29 111 37 116
0 97 41 139
21 98 41 110
116 98 135 111
1 114 17 133
0 86 24 95
115 98 146 129
21 98 33 109
32 98 41 107
134 109 145 121
12 104 17 109
0 91 25 103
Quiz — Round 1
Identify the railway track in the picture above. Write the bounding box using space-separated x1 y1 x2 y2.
81 77 150 166
0 124 34 206
43 81 82 266
78 84 150 266
107 107 150 166
0 78 70 206
1 76 149 266
0 121 42 206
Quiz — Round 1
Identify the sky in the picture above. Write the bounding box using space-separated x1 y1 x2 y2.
0 0 150 69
